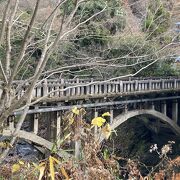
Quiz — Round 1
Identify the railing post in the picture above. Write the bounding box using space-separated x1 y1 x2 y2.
161 79 164 89
60 79 64 96
112 81 115 93
43 79 48 97
141 82 144 91
37 84 41 98
174 79 177 89
135 80 138 91
120 80 123 92
149 80 152 91
76 78 80 95
89 78 93 95
127 82 130 92
95 83 98 94
54 82 59 97
104 83 107 94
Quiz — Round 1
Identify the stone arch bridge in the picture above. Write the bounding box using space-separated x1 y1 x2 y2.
2 77 180 156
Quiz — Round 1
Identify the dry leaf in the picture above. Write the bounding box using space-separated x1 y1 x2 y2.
101 123 111 139
38 165 45 180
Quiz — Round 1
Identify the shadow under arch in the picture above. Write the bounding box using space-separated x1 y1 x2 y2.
111 109 180 136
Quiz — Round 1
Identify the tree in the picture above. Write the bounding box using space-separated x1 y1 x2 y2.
0 0 177 161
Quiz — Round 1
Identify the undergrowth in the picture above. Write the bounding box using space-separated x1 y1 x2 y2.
0 108 179 179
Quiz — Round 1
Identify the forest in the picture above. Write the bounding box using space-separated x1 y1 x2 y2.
0 0 180 179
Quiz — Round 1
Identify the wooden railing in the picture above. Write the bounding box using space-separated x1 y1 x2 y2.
11 78 180 100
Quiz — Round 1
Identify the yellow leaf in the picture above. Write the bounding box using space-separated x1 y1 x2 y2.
12 164 20 173
91 117 106 127
101 123 111 139
18 160 24 165
102 112 111 117
60 167 69 180
51 156 60 164
38 165 45 180
33 162 45 170
49 156 55 180
39 162 46 167
72 107 79 115
32 162 39 169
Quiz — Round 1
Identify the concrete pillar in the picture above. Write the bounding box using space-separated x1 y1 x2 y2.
150 102 155 110
124 103 128 113
33 113 39 134
50 112 56 141
56 111 61 139
110 109 113 124
33 106 39 134
9 116 15 131
46 112 51 141
161 101 167 115
75 111 83 159
172 100 178 123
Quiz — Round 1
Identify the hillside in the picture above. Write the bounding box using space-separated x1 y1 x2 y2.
0 0 179 34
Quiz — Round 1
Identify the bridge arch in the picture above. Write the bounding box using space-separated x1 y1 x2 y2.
111 109 180 136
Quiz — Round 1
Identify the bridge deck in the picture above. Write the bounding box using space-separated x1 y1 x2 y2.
16 78 180 102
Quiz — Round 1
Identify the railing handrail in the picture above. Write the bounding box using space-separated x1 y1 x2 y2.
1 77 180 100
